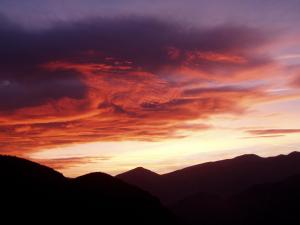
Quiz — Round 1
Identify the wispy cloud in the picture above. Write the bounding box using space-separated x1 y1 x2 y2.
247 129 300 137
30 156 111 170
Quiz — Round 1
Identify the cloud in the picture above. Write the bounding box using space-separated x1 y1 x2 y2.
0 70 86 111
291 73 300 87
242 135 285 139
0 15 281 154
247 129 300 137
30 156 111 170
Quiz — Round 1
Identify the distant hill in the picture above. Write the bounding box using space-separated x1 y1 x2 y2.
171 174 300 225
117 152 300 204
116 167 163 198
117 167 161 184
0 155 182 225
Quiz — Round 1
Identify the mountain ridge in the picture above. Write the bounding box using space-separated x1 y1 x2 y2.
2 152 300 225
118 152 300 178
117 151 300 204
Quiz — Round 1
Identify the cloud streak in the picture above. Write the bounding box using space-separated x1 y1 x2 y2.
30 156 111 170
247 129 300 136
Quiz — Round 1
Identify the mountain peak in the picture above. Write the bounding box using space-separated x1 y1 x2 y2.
116 166 161 189
133 166 148 171
74 172 114 184
76 171 111 179
132 166 158 174
118 167 159 177
288 151 300 157
233 154 262 161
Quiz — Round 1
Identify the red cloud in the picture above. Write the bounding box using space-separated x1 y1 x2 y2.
0 17 287 155
291 73 300 87
0 59 269 155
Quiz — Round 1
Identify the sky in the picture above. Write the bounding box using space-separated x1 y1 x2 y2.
0 0 300 176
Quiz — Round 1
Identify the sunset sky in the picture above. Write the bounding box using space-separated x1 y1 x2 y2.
1 0 300 176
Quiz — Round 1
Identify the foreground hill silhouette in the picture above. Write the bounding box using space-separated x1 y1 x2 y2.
0 155 181 225
117 152 300 204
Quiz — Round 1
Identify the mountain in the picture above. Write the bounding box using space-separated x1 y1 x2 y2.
171 192 228 225
2 153 300 225
0 155 182 225
171 174 300 225
231 174 300 225
116 167 163 198
117 152 300 204
117 167 161 185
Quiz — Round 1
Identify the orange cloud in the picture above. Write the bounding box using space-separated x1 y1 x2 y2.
0 16 292 156
186 51 247 64
0 60 270 155
30 156 111 170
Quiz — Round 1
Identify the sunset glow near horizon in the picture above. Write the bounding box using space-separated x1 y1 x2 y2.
1 0 300 177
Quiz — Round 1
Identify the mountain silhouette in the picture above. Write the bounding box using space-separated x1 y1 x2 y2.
171 191 228 225
117 152 300 204
2 152 300 225
116 166 163 199
0 155 182 225
171 174 300 225
118 167 161 184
